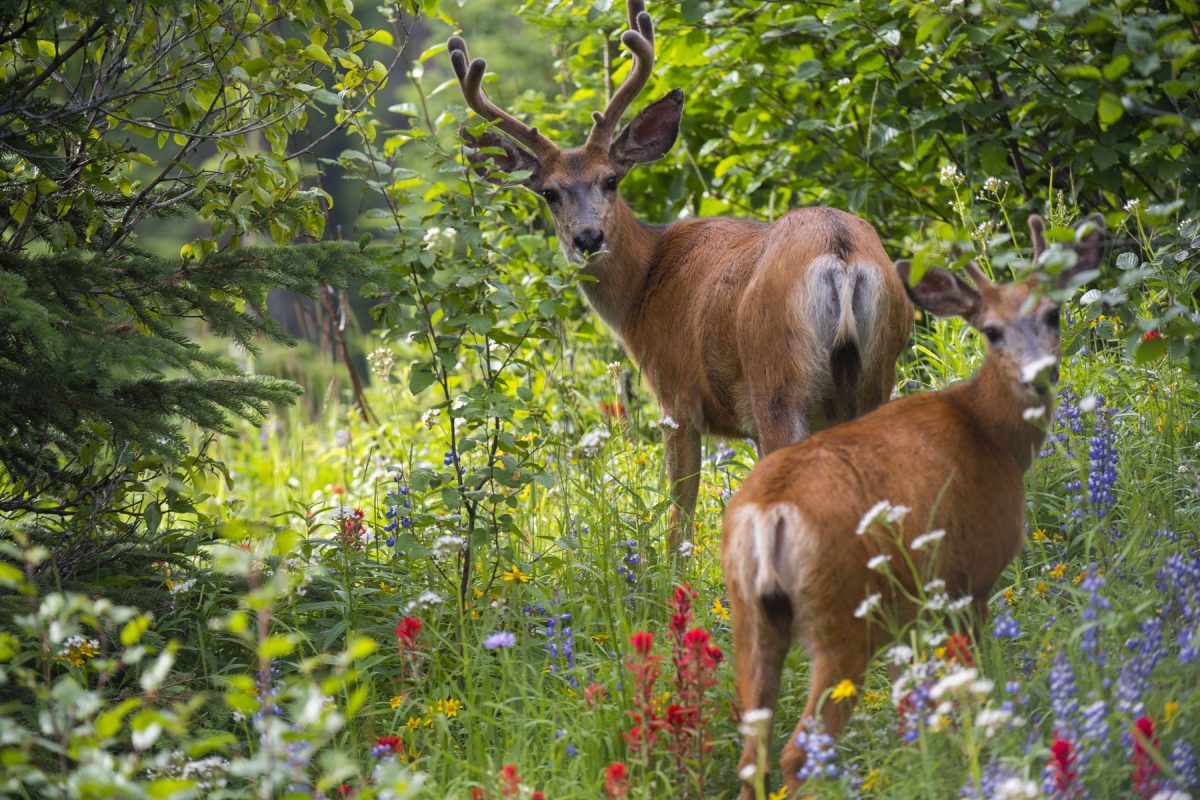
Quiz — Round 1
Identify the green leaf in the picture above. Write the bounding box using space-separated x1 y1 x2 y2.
1098 92 1124 125
303 43 334 67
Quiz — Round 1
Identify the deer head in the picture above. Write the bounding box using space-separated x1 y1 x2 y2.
448 0 681 262
898 215 1105 404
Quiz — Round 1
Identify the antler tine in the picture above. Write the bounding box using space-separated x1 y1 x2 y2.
586 0 656 149
1028 214 1047 265
447 35 558 161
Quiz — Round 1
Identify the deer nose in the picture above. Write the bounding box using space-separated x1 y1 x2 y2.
573 229 605 255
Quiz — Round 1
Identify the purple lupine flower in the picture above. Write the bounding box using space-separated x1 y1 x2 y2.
483 631 516 649
383 473 413 543
616 539 640 586
1079 568 1111 665
1086 397 1118 521
993 610 1020 640
545 611 578 687
793 721 841 781
1048 650 1080 737
1156 553 1200 663
1168 739 1198 791
1116 617 1164 719
1077 697 1110 767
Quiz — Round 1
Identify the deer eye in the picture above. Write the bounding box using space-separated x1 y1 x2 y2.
1045 307 1061 329
982 326 1004 344
603 175 619 192
540 188 560 204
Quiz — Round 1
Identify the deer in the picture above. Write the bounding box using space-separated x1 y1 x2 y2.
720 215 1105 797
447 0 913 553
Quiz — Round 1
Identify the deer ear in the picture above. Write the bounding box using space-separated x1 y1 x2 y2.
898 261 981 319
460 129 540 184
610 88 683 167
1056 214 1105 288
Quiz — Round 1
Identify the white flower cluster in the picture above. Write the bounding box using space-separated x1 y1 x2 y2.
578 428 611 457
655 415 680 431
938 163 964 187
421 407 441 430
432 535 466 558
367 347 395 379
856 499 910 536
423 226 458 251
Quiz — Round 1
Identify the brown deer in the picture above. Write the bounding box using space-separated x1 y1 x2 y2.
720 215 1105 796
447 1 912 551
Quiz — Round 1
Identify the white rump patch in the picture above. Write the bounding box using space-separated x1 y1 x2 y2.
724 503 812 600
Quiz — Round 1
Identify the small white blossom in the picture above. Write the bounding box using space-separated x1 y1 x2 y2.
994 777 1041 800
949 595 974 612
423 225 458 250
886 644 914 666
924 631 948 647
1124 198 1141 213
886 504 911 523
334 428 350 447
432 535 466 558
925 593 949 611
911 529 947 551
656 415 680 431
367 348 395 378
836 76 851 87
924 578 947 593
742 708 772 725
678 540 694 557
976 708 1014 736
970 677 995 698
856 500 893 535
939 163 964 187
738 764 757 781
1080 395 1098 413
1023 406 1046 421
606 362 623 382
930 667 979 700
578 428 611 457
421 407 441 429
1149 791 1193 800
867 554 892 571
854 592 882 619
982 176 1006 195
881 29 901 45
168 578 195 595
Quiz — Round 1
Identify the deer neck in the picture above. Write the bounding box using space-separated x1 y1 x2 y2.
958 355 1055 473
577 196 663 337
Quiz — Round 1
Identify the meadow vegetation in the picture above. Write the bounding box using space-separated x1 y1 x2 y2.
1 0 1198 798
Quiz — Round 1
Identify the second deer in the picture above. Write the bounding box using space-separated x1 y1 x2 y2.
447 1 913 552
721 216 1104 796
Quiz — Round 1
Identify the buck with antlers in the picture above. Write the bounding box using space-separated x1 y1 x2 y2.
721 216 1105 796
447 1 912 550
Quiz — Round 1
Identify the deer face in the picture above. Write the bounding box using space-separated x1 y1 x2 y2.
449 2 680 263
899 215 1104 403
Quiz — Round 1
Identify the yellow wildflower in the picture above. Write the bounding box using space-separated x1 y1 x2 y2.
1049 563 1067 579
502 565 530 584
592 632 610 646
830 679 857 702
934 646 947 660
56 635 100 668
380 581 396 592
1073 571 1087 587
711 597 730 622
432 698 462 718
405 716 422 732
769 787 789 800
1004 587 1017 606
1157 417 1165 433
1165 700 1179 722
862 690 886 710
861 769 880 791
389 695 403 710
1032 528 1047 543
1035 581 1047 596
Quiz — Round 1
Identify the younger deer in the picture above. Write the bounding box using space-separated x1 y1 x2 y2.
447 1 912 551
720 216 1104 796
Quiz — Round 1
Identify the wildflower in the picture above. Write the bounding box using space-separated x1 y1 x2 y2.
1125 198 1141 213
867 553 892 571
931 666 979 700
578 427 611 457
939 163 964 187
389 695 403 709
502 565 530 584
831 679 857 702
56 635 101 667
982 176 1006 195
993 610 1020 639
372 736 405 758
616 539 641 586
856 499 893 535
1132 716 1163 798
367 348 395 379
585 682 608 707
977 708 1015 736
887 644 913 666
1049 562 1067 579
854 592 882 619
678 539 694 557
483 631 516 650
432 698 462 718
911 529 946 551
334 428 350 447
1080 568 1111 663
711 597 730 622
630 630 654 656
997 777 1042 799
606 361 623 382
769 786 789 800
656 415 680 431
793 720 842 781
945 632 975 666
405 716 422 732
605 762 629 799
1086 400 1118 521
1163 700 1178 722
394 617 422 649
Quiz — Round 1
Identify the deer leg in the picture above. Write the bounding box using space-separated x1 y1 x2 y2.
753 390 811 456
780 643 867 792
731 586 795 800
663 422 701 556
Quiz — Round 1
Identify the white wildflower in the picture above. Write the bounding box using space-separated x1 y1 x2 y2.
982 176 1006 195
656 415 680 431
925 593 949 611
738 764 757 781
886 644 914 666
970 677 995 698
867 554 892 571
132 722 163 750
421 407 441 430
578 428 611 457
949 595 974 612
423 225 458 250
923 578 947 593
678 540 695 557
1023 406 1046 421
856 500 893 535
1080 395 1098 413
406 591 444 613
432 535 466 558
836 76 851 86
334 428 350 447
168 578 195 595
994 777 1041 800
911 529 947 551
1124 198 1141 213
924 631 948 647
976 708 1014 736
930 667 979 700
939 163 964 187
1150 791 1193 800
854 592 882 619
886 504 911 523
742 708 772 725
367 348 395 379
606 361 623 382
